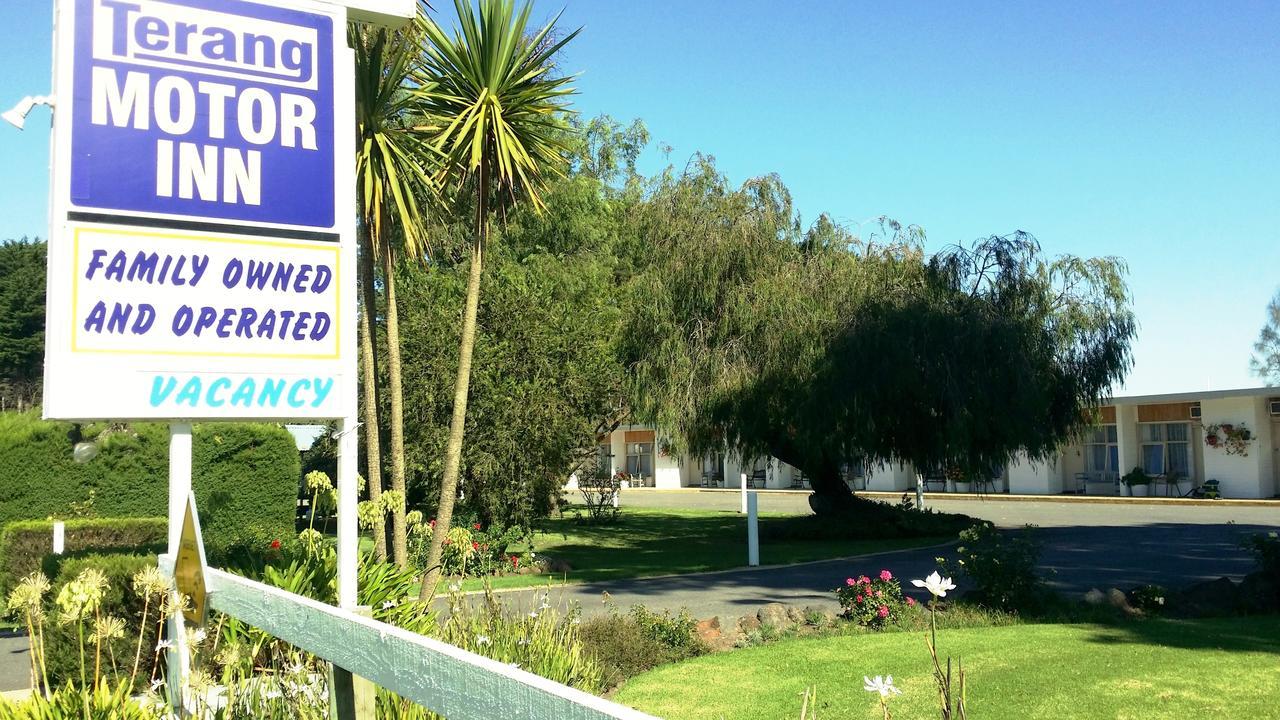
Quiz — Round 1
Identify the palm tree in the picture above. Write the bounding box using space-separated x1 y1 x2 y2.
414 0 577 597
352 17 437 566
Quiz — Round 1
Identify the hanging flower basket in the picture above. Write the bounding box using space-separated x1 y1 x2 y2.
1203 422 1254 457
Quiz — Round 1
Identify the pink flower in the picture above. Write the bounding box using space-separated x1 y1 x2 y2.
857 575 870 585
855 595 864 604
880 570 893 581
906 597 916 606
875 590 883 598
846 578 856 586
877 606 889 618
473 523 482 530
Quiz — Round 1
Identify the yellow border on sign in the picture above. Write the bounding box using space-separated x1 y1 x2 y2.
71 226 342 360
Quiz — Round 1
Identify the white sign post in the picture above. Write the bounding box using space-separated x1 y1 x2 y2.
746 491 759 567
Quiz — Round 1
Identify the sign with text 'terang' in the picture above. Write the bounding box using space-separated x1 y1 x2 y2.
44 0 356 421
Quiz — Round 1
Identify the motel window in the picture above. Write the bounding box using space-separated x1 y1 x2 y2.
1084 425 1119 480
701 452 725 484
593 441 612 479
1141 423 1191 478
626 441 654 479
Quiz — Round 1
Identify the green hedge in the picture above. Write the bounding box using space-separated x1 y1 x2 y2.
43 552 159 690
0 413 299 562
0 517 166 596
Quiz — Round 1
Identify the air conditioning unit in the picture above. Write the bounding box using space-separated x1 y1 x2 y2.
1189 403 1201 420
1270 399 1280 417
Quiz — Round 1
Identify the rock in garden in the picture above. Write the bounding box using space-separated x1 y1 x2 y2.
757 603 791 630
738 615 761 633
1107 588 1137 615
1172 577 1241 617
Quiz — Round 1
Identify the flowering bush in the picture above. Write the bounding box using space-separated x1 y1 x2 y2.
1204 422 1254 456
408 517 530 578
1128 584 1168 613
835 569 910 628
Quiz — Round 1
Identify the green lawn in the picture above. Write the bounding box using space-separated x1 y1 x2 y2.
456 508 951 592
615 616 1280 719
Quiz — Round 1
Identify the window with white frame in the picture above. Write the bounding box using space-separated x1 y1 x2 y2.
625 440 654 479
1084 425 1119 481
1140 423 1191 478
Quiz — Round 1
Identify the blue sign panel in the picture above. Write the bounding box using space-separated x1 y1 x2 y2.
69 0 335 228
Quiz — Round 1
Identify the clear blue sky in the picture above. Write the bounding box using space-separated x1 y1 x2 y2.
2 1 1277 396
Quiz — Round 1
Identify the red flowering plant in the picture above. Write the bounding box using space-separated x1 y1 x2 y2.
408 515 533 578
836 569 910 628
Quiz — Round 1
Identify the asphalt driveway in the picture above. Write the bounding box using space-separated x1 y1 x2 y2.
491 492 1279 620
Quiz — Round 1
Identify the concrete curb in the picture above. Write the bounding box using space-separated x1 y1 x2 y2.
622 487 1280 508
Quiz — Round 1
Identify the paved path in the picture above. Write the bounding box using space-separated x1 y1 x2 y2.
492 492 1280 620
0 634 30 693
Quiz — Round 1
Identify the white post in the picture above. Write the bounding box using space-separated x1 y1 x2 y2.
52 521 65 555
165 423 193 709
336 416 359 609
746 492 759 567
915 472 925 511
739 473 748 513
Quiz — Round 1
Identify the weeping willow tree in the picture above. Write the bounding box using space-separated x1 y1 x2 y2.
622 159 1137 514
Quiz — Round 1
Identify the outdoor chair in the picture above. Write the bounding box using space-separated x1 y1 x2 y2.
748 469 767 488
973 476 997 494
921 475 946 492
1073 472 1089 494
790 471 807 489
1160 473 1185 497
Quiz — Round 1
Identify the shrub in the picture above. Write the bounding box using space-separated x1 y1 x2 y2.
42 553 160 690
760 495 971 542
1128 584 1169 613
836 569 912 628
0 517 165 596
0 679 165 719
0 413 299 559
941 523 1049 611
1244 532 1280 575
408 517 528 579
579 602 706 689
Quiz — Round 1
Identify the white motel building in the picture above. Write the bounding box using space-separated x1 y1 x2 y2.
581 386 1280 500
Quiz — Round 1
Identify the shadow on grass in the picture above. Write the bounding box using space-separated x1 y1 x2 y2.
1078 615 1280 655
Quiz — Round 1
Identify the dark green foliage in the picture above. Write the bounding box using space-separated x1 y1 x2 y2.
43 553 159 690
0 413 299 562
0 517 165 596
620 158 1136 508
760 496 971 541
0 238 46 407
941 524 1050 611
579 604 706 690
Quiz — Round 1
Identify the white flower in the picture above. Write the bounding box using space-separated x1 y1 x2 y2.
527 610 538 619
1156 597 1165 605
518 638 530 646
150 678 164 693
192 629 207 644
863 675 902 699
476 635 491 646
448 582 462 593
911 571 957 599
382 600 397 609
155 639 175 651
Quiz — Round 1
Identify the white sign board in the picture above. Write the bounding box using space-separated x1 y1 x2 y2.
43 0 355 421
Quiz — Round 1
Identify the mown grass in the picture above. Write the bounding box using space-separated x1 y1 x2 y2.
456 507 954 591
615 615 1280 719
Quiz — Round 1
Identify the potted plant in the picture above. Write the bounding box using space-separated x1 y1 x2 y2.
1121 467 1152 497
945 465 964 493
1119 476 1132 497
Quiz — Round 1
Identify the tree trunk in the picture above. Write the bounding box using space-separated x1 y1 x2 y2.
381 239 409 568
806 464 856 516
358 227 387 562
419 158 488 600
